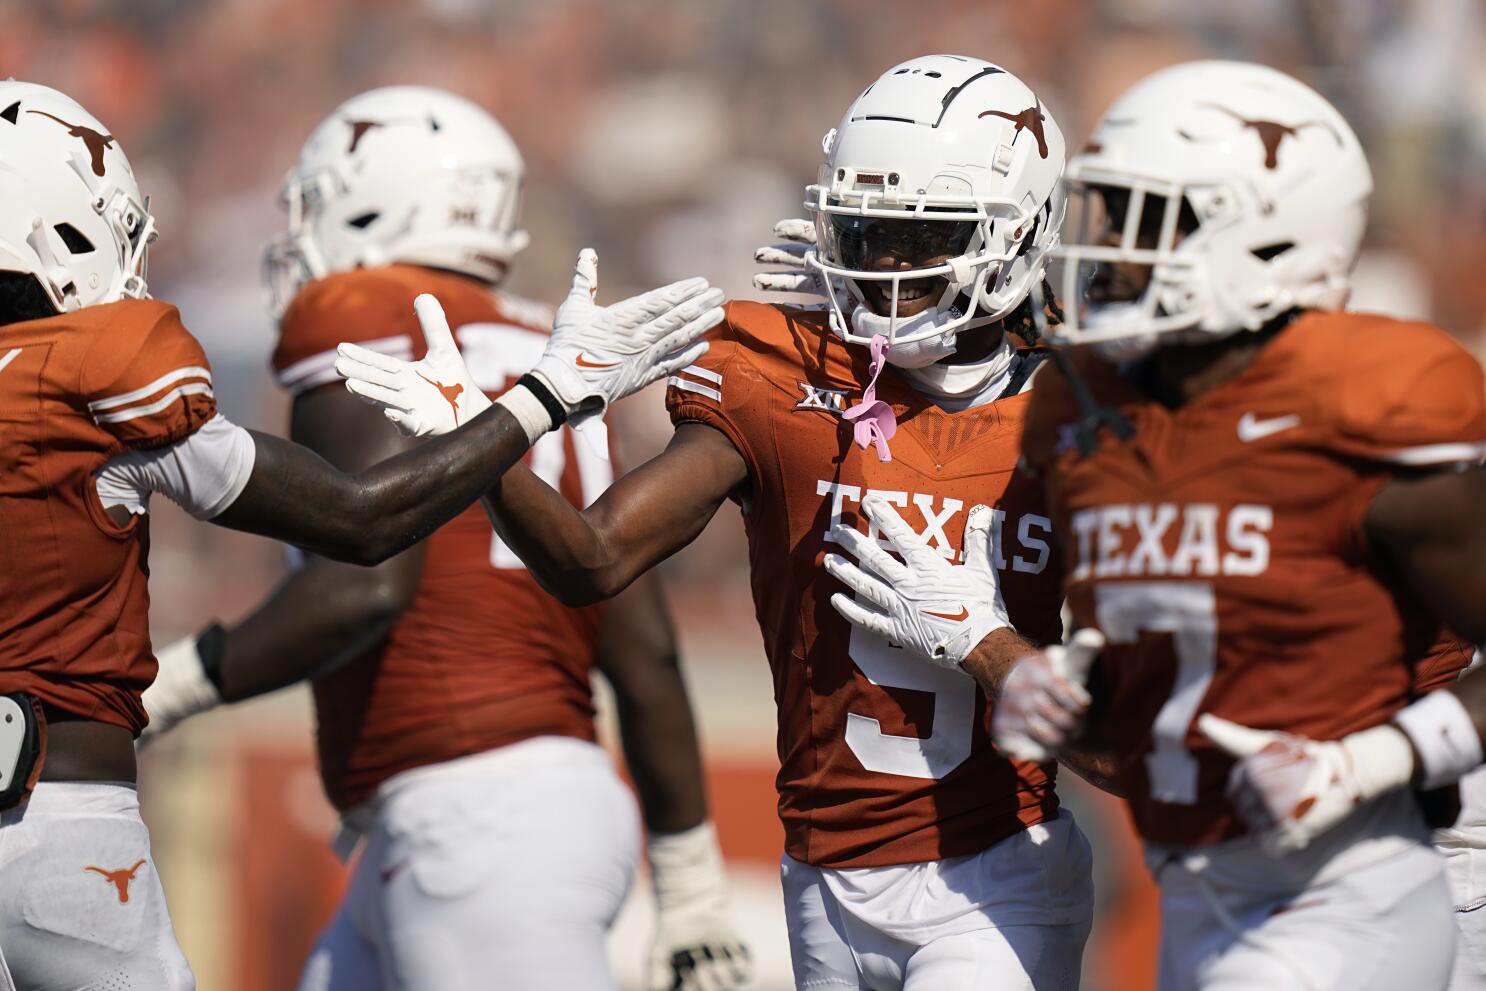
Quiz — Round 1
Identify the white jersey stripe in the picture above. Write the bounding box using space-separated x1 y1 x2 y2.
93 383 213 424
1379 441 1486 467
88 366 213 412
277 336 413 389
667 376 722 403
678 364 722 384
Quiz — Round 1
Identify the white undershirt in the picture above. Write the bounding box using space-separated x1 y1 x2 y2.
94 413 257 520
898 339 1021 412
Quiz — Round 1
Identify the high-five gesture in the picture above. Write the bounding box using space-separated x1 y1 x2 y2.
335 249 725 452
339 294 491 437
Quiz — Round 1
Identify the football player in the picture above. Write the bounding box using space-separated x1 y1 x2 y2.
337 55 1100 990
139 86 747 991
0 81 721 990
827 61 1486 989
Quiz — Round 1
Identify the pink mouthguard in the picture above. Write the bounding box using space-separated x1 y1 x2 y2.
843 334 897 462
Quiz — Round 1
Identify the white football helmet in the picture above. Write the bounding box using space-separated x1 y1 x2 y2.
0 80 156 312
1054 61 1373 353
265 86 529 315
804 55 1066 363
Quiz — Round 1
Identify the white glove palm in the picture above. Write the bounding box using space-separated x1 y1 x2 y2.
823 496 1010 670
1198 714 1416 856
338 294 490 438
993 630 1103 764
648 823 751 991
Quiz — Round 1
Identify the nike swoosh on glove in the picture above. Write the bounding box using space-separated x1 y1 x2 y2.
648 822 751 991
138 634 223 742
993 629 1104 764
529 248 724 458
752 218 829 302
823 495 1011 671
1198 714 1416 856
337 294 490 437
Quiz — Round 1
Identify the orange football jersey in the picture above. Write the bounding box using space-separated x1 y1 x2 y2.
273 265 609 811
666 301 1065 869
1022 311 1486 848
0 299 217 732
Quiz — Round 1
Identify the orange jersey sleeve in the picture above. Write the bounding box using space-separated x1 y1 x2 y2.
664 301 773 486
1320 314 1486 467
274 269 423 396
77 300 216 452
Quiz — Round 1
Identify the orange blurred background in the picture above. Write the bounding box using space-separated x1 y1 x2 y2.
8 0 1484 986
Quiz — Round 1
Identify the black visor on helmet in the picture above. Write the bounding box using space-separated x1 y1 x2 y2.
825 215 977 271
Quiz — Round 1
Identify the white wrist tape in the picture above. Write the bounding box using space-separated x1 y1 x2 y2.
648 820 728 912
1342 724 1417 800
1394 691 1484 789
494 384 554 446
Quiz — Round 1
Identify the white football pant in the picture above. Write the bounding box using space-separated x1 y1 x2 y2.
780 809 1093 990
296 736 640 991
1152 790 1454 991
0 782 194 991
1439 766 1486 990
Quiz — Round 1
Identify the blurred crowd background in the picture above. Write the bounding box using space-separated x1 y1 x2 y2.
9 0 1484 987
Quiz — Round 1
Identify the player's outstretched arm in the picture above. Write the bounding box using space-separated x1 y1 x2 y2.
142 388 427 738
481 421 749 606
595 573 751 991
210 400 531 565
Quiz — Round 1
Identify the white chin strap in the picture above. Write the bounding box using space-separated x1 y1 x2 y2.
851 306 958 369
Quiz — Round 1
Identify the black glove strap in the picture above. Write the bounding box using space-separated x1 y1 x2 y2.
195 623 227 693
515 374 568 428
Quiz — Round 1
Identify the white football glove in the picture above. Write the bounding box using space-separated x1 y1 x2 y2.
1198 714 1416 856
823 496 1011 671
648 822 751 991
534 249 722 450
752 218 828 300
138 633 222 742
993 630 1104 764
337 250 725 454
338 294 490 438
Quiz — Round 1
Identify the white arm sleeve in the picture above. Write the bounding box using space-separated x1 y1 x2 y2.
94 413 257 520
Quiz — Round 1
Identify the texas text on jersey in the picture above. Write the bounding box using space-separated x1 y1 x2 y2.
0 299 216 731
1022 310 1486 848
273 263 611 811
667 300 1064 869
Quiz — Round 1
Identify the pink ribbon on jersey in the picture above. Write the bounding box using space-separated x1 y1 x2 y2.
843 334 897 463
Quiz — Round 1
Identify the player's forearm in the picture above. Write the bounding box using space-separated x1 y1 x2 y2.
217 405 531 565
213 554 418 702
482 463 631 606
613 666 710 833
598 576 710 833
962 627 1041 697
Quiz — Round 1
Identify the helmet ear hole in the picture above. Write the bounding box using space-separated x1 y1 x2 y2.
53 223 94 254
346 211 380 230
1250 241 1295 262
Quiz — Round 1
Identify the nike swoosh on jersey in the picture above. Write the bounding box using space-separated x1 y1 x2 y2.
922 605 970 622
1237 412 1301 442
575 353 620 369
